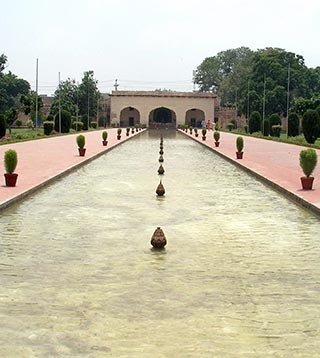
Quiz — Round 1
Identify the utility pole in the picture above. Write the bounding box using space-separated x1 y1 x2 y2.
76 81 79 132
35 58 39 128
87 83 90 130
58 72 61 133
262 74 266 121
247 80 250 120
286 63 291 136
96 96 99 128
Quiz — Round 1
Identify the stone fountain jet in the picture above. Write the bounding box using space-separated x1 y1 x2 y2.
151 227 167 248
156 181 165 196
158 164 165 175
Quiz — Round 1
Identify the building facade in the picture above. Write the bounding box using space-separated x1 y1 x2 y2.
110 91 216 128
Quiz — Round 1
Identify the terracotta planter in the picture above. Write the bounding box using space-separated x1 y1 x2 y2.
102 140 108 146
301 176 314 190
78 148 86 156
236 151 243 159
4 173 18 187
202 136 206 141
126 132 129 136
195 133 199 137
215 141 220 147
117 135 121 140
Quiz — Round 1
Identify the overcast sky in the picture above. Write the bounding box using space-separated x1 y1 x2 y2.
1 0 319 95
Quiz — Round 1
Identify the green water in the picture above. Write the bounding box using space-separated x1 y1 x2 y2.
0 131 319 357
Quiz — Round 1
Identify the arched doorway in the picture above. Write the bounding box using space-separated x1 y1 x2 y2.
185 108 205 128
120 107 140 127
149 107 176 129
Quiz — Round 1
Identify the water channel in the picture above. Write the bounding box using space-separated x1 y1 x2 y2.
0 130 320 357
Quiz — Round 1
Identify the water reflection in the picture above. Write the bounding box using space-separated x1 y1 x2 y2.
0 130 319 356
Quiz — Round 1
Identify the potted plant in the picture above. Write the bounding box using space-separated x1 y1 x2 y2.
117 128 122 140
189 127 193 134
202 128 207 140
213 131 220 147
4 149 18 187
102 130 108 146
77 134 86 156
236 136 244 159
131 127 135 134
194 128 199 137
299 149 318 190
126 127 130 136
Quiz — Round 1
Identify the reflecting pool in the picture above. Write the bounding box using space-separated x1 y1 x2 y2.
0 130 320 357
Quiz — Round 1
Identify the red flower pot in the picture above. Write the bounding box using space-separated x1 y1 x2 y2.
300 176 314 190
4 173 18 187
102 140 108 146
117 135 121 140
236 151 243 159
78 148 86 156
202 136 206 141
215 141 220 147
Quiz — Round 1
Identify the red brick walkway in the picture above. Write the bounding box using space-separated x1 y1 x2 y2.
0 129 145 211
179 129 320 215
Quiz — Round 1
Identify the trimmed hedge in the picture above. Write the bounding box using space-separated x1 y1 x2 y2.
249 111 261 134
288 112 300 137
54 110 71 133
43 121 54 135
302 109 320 144
269 113 281 136
0 114 6 139
262 119 270 136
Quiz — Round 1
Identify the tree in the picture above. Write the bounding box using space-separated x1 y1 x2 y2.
288 112 300 137
194 47 253 101
249 111 261 134
78 71 100 129
302 110 320 144
0 114 6 138
4 108 18 134
50 79 78 116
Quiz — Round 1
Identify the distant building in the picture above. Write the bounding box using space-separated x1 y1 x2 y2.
110 90 216 128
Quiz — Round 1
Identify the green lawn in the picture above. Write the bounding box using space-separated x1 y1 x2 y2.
0 127 99 146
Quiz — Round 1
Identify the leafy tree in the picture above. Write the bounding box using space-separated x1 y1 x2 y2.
20 92 43 121
249 111 261 133
288 112 300 137
50 79 78 116
302 109 320 144
4 108 18 134
78 71 100 124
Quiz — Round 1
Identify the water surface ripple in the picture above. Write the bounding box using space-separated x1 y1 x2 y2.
0 131 319 357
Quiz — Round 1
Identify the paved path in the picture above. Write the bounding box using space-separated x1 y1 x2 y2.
179 129 320 216
0 129 146 211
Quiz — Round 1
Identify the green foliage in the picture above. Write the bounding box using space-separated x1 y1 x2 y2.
91 121 97 129
271 124 282 137
54 110 71 133
262 119 270 136
43 121 54 135
194 128 198 134
50 79 78 116
244 124 248 133
299 149 318 177
230 119 237 129
15 119 22 127
236 136 244 152
288 112 300 136
117 128 122 135
4 149 18 174
302 109 320 144
0 114 6 138
72 121 83 131
81 114 90 130
202 128 207 136
26 119 33 129
102 131 108 140
249 111 261 134
76 134 85 149
269 113 281 135
213 131 220 141
78 71 101 118
227 122 234 131
126 127 130 133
